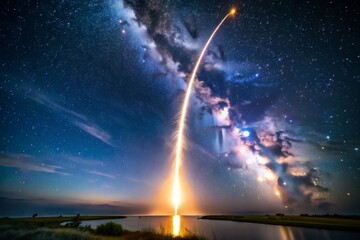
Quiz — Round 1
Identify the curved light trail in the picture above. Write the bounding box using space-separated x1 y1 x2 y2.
172 8 236 236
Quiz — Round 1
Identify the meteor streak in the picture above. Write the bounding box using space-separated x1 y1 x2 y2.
172 9 236 233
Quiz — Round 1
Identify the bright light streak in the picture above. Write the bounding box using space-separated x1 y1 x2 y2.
173 215 180 236
172 10 235 217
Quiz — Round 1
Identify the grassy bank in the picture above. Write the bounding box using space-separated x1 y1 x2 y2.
200 215 360 231
0 216 205 240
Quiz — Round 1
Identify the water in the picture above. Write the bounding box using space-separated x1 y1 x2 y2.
80 216 360 240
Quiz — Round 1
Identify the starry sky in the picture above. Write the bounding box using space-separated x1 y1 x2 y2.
1 0 359 217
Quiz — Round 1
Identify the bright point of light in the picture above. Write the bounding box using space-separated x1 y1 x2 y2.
326 135 330 140
275 190 280 197
255 73 259 77
283 182 287 186
121 29 126 34
230 8 236 15
242 130 250 137
355 147 359 151
219 107 229 119
257 176 264 182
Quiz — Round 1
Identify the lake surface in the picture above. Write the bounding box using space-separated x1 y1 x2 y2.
81 216 360 240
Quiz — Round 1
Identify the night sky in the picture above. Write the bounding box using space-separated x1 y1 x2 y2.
1 0 360 217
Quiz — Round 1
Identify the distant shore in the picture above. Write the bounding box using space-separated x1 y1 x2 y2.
200 215 360 232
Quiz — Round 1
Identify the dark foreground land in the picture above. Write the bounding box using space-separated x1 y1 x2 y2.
201 215 360 232
0 216 205 240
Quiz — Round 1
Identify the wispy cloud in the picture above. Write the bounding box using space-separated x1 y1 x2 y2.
0 153 69 175
86 170 116 179
28 91 114 146
65 155 104 167
73 121 113 146
0 196 150 216
29 92 87 121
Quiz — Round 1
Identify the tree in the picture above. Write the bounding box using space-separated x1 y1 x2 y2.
65 214 81 228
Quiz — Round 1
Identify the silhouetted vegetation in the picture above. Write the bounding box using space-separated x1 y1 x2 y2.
64 214 82 228
32 213 38 218
0 216 206 239
306 214 360 219
95 221 123 236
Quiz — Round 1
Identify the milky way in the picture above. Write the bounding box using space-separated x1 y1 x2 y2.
0 0 359 216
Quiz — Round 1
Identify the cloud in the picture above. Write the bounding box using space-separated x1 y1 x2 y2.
65 155 104 166
73 121 113 146
0 153 69 175
86 170 116 179
0 197 150 217
27 91 114 146
28 92 87 121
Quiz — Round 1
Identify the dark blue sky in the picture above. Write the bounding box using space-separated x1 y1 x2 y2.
1 0 359 216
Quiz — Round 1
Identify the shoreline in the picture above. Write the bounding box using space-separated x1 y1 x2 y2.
200 215 360 232
0 215 205 240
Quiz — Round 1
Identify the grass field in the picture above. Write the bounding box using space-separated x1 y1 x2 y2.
200 215 360 232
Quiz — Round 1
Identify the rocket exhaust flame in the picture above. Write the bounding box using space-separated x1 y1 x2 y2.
172 9 235 232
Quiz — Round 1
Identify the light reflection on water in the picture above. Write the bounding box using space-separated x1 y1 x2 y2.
279 225 295 240
80 216 360 240
173 215 180 236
